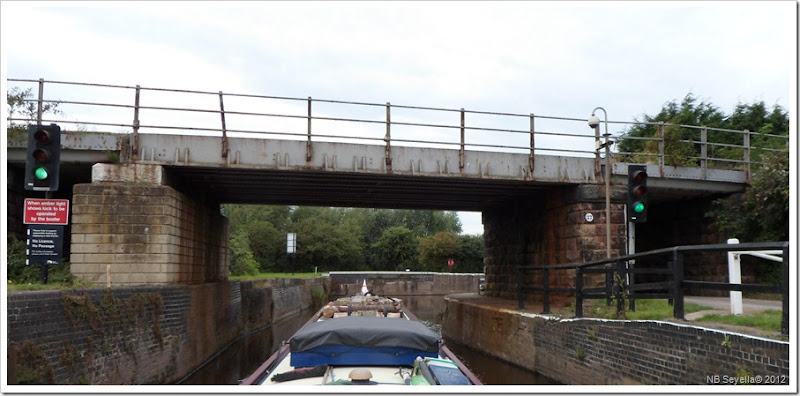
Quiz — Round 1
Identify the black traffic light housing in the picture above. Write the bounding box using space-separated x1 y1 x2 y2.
24 123 61 191
627 164 647 223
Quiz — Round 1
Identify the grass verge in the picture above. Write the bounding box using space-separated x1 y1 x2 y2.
572 299 712 320
694 310 782 332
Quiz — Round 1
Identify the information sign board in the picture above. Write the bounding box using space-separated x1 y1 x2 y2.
26 224 64 265
23 198 69 225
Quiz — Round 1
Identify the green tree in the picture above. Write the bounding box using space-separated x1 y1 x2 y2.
372 226 419 271
293 217 364 272
618 94 789 167
7 87 62 139
418 231 461 272
391 210 462 237
618 94 725 157
708 152 789 243
221 204 475 273
229 230 259 276
456 234 484 273
243 220 284 272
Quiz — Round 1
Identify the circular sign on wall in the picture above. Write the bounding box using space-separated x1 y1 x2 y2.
584 213 594 222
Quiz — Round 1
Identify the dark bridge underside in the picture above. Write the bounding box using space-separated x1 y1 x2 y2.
166 166 557 211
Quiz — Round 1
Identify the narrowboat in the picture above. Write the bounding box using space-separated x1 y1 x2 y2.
240 294 482 386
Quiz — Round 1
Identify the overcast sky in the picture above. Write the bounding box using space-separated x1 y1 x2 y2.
2 1 795 235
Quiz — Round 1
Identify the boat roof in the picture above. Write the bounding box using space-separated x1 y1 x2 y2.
290 316 439 353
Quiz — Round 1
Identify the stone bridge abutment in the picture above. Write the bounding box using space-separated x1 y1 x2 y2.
482 184 627 304
69 164 229 285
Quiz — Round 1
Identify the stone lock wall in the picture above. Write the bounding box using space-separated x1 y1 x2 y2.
327 272 481 298
442 296 790 385
482 185 626 304
70 182 229 285
6 278 325 385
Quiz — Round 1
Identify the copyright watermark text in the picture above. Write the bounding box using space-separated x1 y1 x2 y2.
706 374 788 385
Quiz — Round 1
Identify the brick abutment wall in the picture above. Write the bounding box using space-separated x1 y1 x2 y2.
483 186 626 304
442 296 789 385
6 278 325 385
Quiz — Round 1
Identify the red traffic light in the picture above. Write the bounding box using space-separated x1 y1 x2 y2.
34 129 51 144
632 170 647 183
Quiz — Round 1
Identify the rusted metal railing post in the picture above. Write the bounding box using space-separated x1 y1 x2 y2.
700 127 707 180
306 97 313 163
384 102 392 172
743 129 750 181
37 78 44 126
132 85 141 161
658 123 665 177
459 108 465 172
218 91 228 160
529 113 535 176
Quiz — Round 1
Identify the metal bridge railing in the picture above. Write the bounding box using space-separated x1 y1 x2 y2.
516 241 789 336
8 78 788 179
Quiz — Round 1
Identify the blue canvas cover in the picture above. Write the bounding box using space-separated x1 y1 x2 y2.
289 316 439 367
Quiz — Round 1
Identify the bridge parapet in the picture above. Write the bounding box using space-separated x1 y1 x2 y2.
8 78 782 186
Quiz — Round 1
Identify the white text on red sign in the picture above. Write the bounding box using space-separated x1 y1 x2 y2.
23 199 70 225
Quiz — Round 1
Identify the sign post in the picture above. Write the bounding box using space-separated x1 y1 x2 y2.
24 198 69 284
447 258 455 272
287 233 297 275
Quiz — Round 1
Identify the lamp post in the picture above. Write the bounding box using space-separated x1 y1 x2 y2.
589 107 612 259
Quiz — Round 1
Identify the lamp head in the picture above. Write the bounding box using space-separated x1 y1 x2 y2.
588 115 601 129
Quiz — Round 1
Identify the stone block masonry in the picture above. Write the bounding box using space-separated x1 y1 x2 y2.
70 182 229 285
482 186 626 303
442 295 789 385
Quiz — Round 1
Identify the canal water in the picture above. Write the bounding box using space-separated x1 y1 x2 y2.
178 295 558 385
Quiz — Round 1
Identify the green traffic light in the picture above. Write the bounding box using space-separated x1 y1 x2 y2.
34 167 49 180
633 202 645 213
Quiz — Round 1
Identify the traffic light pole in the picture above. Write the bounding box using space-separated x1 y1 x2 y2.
603 132 611 259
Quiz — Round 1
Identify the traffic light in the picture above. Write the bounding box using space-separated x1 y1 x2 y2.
627 164 647 223
24 124 61 191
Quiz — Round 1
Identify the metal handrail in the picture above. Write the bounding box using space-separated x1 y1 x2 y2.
8 78 788 175
515 241 789 335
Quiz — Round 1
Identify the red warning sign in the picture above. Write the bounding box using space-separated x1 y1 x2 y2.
23 198 69 225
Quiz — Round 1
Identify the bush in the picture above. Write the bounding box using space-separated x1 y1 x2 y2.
7 235 80 287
